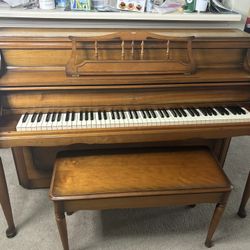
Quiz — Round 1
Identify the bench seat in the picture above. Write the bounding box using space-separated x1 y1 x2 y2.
49 147 232 250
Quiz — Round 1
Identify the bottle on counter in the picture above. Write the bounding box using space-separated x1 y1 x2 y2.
39 0 56 9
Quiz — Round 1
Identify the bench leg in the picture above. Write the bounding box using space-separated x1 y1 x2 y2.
238 172 250 218
0 157 17 238
205 194 229 248
54 202 69 250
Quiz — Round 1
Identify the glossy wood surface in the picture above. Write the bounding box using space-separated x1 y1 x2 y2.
65 32 196 76
10 139 228 189
0 27 249 216
50 147 232 249
50 148 231 200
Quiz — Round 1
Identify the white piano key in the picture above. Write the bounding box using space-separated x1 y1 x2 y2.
23 114 33 131
15 106 250 132
16 114 25 131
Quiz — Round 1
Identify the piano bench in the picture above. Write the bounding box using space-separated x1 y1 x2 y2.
49 147 232 250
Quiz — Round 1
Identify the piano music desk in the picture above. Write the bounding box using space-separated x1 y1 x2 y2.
49 147 232 249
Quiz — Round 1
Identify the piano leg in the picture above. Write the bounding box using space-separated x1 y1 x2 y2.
0 157 17 238
238 171 250 218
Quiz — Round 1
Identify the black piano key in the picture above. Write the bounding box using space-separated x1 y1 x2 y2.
37 112 43 122
111 111 116 120
90 112 94 120
221 107 229 115
231 106 242 115
98 111 102 120
170 109 177 117
115 111 121 120
227 106 238 115
214 107 225 115
65 111 70 121
198 108 208 116
128 110 134 119
57 112 62 122
174 109 182 117
145 110 152 118
141 110 147 119
163 109 170 118
103 111 107 120
85 111 89 121
71 112 75 121
150 110 157 118
237 106 246 115
31 113 38 123
52 112 57 122
233 106 242 115
186 108 195 117
209 107 217 116
133 110 139 119
191 108 200 117
121 111 126 119
179 108 187 117
79 111 83 121
157 109 164 118
204 108 212 116
22 112 29 123
46 112 52 122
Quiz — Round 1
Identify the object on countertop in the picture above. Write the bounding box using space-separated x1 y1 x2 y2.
153 0 183 14
56 0 66 7
39 0 55 9
117 0 146 12
195 0 208 12
68 0 91 10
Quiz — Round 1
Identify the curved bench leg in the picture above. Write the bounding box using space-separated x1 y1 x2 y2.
238 172 250 218
205 193 229 248
54 202 69 250
0 157 17 238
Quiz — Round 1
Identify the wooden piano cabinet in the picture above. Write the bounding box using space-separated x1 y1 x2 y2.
11 138 231 189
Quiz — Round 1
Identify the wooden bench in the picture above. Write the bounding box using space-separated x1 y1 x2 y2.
49 147 232 250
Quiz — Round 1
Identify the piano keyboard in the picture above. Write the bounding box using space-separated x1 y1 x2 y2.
16 106 250 132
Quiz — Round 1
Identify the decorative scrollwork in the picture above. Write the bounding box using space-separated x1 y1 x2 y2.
66 31 196 77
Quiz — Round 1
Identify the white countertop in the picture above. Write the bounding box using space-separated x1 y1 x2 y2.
0 4 242 21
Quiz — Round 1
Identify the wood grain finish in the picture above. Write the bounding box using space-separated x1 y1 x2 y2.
50 147 232 249
10 139 229 189
0 157 17 238
0 27 249 222
66 32 196 76
50 148 230 199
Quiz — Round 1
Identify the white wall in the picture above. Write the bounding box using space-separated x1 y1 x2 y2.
232 0 250 16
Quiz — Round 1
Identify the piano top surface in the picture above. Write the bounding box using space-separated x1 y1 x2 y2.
0 28 250 40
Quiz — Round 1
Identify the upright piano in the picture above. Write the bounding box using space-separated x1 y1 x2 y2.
0 27 250 194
